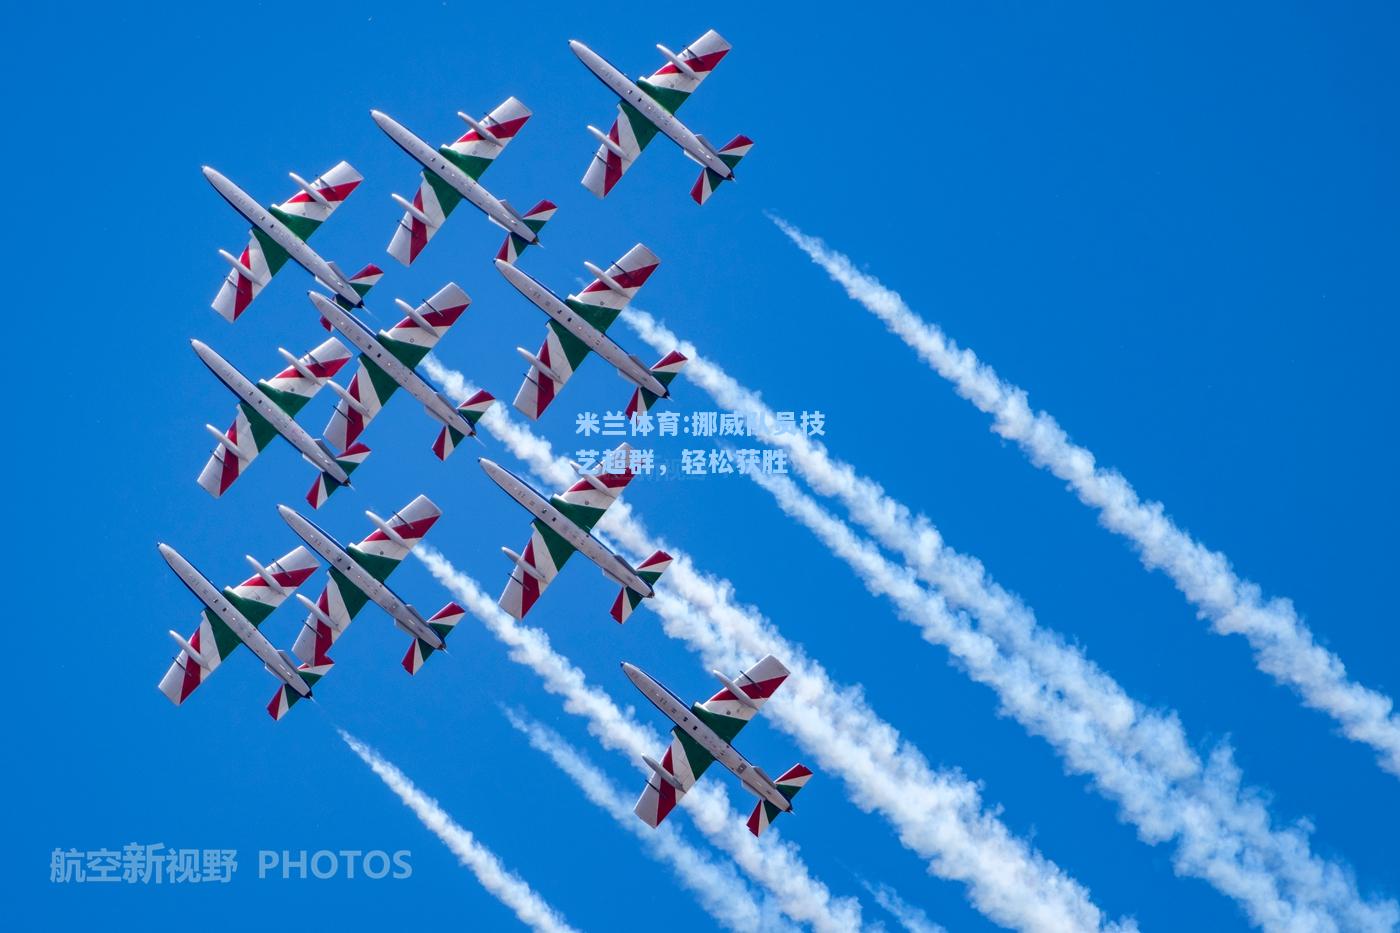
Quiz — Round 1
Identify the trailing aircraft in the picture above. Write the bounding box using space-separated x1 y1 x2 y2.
626 656 813 836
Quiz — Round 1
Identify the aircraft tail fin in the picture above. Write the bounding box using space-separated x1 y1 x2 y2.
746 764 813 836
610 550 672 624
496 200 558 264
432 390 496 461
691 136 754 205
625 351 689 420
402 603 466 675
306 442 371 509
328 264 384 315
267 657 334 721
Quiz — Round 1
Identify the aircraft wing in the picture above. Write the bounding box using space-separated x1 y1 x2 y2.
322 282 469 449
581 31 731 198
212 161 363 321
634 654 790 827
198 338 352 497
512 244 660 420
291 495 441 664
157 547 319 705
387 98 532 266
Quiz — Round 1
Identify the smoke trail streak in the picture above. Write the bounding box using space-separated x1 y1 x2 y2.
340 730 578 933
422 356 1132 933
772 216 1400 782
414 541 864 933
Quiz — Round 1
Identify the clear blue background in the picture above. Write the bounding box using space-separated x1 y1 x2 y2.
7 1 1396 929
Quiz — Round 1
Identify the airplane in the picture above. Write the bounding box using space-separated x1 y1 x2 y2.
480 442 671 622
204 162 372 320
193 337 370 506
157 542 326 710
624 656 813 836
271 497 465 719
494 244 687 421
571 31 754 204
308 282 496 482
373 100 558 266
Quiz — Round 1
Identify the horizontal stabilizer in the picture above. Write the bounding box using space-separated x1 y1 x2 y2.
746 764 812 836
611 550 673 623
496 199 558 265
306 442 371 509
692 135 754 205
432 390 496 461
402 602 466 674
625 350 689 419
267 658 334 721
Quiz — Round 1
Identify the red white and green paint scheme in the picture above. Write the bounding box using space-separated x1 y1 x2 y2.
270 497 464 720
193 337 369 504
624 656 813 836
572 31 753 204
309 279 495 474
480 442 671 621
374 100 556 266
496 243 686 421
206 161 366 320
156 543 321 709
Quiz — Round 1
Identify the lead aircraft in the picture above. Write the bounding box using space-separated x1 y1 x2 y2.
373 100 557 266
271 497 464 719
157 543 322 709
625 656 813 836
205 162 367 320
480 442 671 622
495 244 687 420
572 31 753 204
193 337 369 504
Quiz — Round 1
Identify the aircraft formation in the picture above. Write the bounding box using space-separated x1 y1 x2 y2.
159 31 808 839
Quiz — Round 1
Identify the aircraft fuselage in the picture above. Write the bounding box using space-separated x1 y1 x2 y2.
494 260 667 398
308 292 475 440
569 40 733 180
192 340 347 484
623 662 791 813
278 506 444 650
202 166 364 309
158 544 309 696
479 458 652 596
371 110 536 243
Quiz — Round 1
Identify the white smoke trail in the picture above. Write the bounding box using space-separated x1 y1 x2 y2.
414 542 864 933
772 217 1400 781
618 312 1397 931
862 880 949 933
503 709 797 933
339 730 577 933
423 357 1133 933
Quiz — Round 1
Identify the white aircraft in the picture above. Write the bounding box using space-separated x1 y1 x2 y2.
192 337 368 507
495 244 687 421
271 497 464 719
625 657 813 836
204 163 370 320
373 101 557 266
571 31 753 204
308 285 495 473
156 542 324 711
480 444 671 622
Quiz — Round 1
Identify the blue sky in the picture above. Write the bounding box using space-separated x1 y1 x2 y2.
8 1 1398 930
